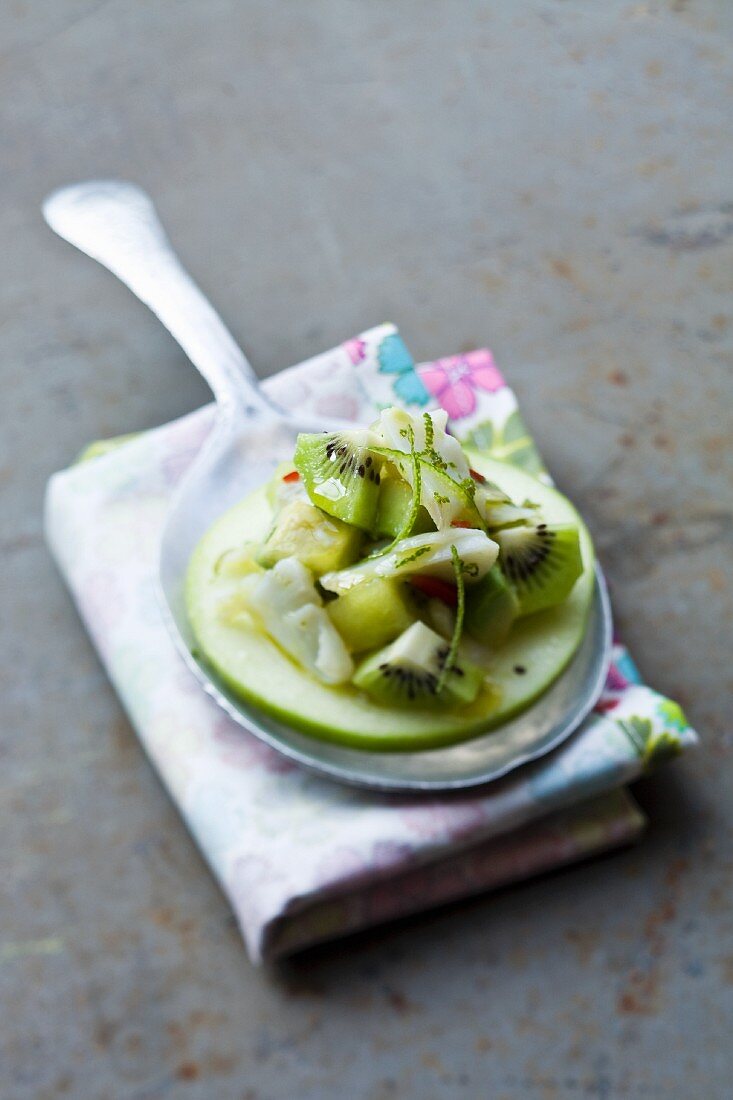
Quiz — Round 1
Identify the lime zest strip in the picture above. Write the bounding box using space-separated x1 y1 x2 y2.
436 544 466 696
373 443 485 533
395 426 423 543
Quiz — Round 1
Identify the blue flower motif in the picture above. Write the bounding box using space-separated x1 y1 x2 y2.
377 334 430 407
613 649 642 686
656 698 688 732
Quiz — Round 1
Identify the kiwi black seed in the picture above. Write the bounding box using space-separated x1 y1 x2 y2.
436 646 464 677
495 521 584 617
295 430 382 530
371 647 465 702
378 662 439 700
324 434 380 483
353 622 485 708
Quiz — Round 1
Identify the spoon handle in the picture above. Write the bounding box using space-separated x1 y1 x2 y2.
42 180 276 418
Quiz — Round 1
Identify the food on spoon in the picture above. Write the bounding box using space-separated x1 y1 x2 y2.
374 407 484 530
463 564 521 646
372 472 433 539
326 578 416 653
294 429 381 531
266 462 306 510
352 621 484 707
185 407 595 751
483 499 540 531
493 521 583 615
319 526 498 595
243 557 353 685
257 499 363 574
409 574 459 607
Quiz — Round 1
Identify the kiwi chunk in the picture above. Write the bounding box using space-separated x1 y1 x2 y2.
326 578 417 652
294 430 381 532
353 621 484 708
257 500 363 575
496 522 583 616
373 472 434 539
464 564 520 645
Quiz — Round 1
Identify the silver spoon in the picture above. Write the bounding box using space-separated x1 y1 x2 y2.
43 180 612 791
43 179 345 621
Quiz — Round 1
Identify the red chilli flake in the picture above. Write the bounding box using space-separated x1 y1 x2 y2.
409 575 459 607
451 520 472 528
469 468 486 484
282 470 300 482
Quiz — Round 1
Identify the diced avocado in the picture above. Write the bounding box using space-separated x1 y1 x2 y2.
326 577 417 653
257 500 363 576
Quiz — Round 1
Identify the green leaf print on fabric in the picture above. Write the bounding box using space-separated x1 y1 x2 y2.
502 410 530 444
462 411 545 476
76 433 142 464
463 420 494 453
618 716 683 771
657 698 689 732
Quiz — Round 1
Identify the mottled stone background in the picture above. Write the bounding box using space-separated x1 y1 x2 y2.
2 2 731 1097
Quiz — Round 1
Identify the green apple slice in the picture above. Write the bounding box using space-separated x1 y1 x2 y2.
185 455 595 751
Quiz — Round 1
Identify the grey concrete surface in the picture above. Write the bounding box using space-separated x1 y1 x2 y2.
2 2 732 1097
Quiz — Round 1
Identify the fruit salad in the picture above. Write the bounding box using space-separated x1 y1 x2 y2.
185 408 595 751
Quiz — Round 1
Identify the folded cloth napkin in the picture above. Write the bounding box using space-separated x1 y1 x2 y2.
45 324 697 962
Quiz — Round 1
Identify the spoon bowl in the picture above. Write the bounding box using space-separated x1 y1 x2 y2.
43 180 613 790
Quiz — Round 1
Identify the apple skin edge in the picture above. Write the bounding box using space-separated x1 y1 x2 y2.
185 456 595 752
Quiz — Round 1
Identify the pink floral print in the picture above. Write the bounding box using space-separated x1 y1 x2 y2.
343 337 367 365
419 348 505 420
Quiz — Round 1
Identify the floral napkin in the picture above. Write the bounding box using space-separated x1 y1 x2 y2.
45 324 697 962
